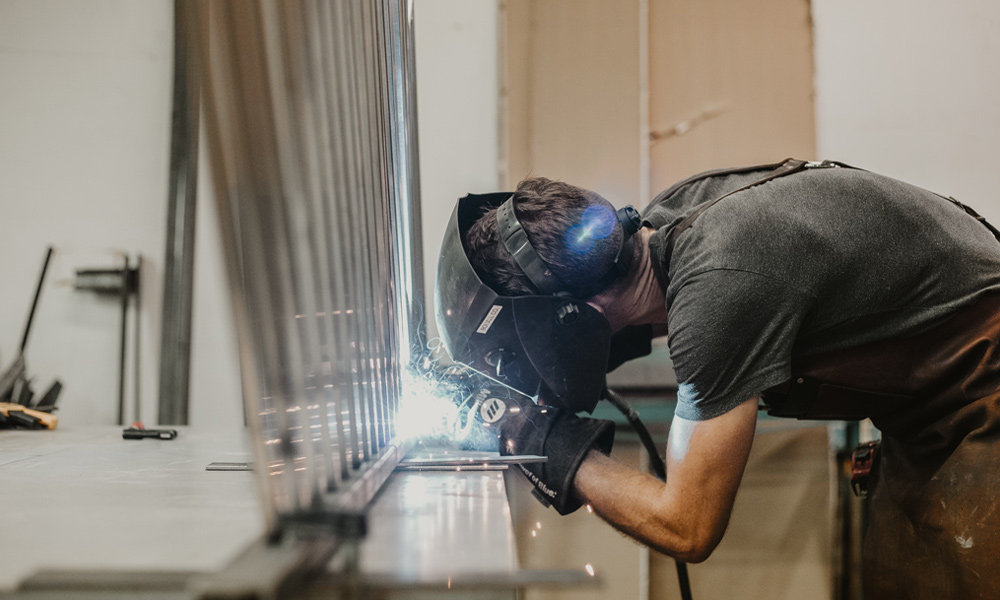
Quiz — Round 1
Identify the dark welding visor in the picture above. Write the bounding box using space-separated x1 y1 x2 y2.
435 192 612 414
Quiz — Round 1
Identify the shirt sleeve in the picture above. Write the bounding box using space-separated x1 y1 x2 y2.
667 268 816 421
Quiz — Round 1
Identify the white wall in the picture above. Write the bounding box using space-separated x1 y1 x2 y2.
0 0 172 426
0 0 242 429
813 0 1000 223
413 0 500 347
0 0 497 428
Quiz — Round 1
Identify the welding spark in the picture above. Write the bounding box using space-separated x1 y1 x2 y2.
394 368 461 441
585 564 595 577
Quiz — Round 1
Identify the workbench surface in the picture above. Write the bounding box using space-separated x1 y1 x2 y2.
0 427 527 596
0 426 262 591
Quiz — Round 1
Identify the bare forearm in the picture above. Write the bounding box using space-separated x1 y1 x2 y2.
572 399 758 563
573 450 723 562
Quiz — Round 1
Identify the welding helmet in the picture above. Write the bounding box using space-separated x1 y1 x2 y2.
435 191 642 414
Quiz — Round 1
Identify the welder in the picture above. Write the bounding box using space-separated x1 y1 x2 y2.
435 159 1000 598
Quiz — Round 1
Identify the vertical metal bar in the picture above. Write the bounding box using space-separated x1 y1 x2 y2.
351 0 376 456
392 0 425 370
197 0 427 529
354 0 386 456
323 0 367 468
234 0 321 511
373 0 394 450
305 0 356 479
383 0 403 441
290 0 348 490
133 255 142 424
257 0 337 505
264 0 339 495
158 0 200 426
117 255 130 426
334 0 375 464
361 0 389 452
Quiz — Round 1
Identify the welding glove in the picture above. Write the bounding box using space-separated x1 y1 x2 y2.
439 364 535 452
499 403 614 515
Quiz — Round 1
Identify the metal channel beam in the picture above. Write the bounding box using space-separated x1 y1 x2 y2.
158 0 201 426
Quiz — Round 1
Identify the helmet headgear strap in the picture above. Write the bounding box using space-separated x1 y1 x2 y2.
495 196 642 298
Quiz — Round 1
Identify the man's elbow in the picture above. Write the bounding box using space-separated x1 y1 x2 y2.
669 538 719 564
675 537 719 564
668 524 726 564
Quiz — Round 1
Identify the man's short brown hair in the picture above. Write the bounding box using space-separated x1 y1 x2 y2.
464 177 625 297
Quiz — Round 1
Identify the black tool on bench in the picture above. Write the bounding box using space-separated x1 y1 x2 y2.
122 422 178 440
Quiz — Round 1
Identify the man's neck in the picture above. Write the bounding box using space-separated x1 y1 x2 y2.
592 228 668 332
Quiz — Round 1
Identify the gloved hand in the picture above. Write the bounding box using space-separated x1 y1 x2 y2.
437 364 534 452
499 402 615 515
433 363 614 514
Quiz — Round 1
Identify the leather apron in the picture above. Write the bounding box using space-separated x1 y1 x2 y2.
764 292 1000 598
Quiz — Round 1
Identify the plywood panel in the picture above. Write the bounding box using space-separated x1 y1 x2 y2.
650 427 833 600
510 430 832 600
509 443 644 600
648 0 816 190
502 0 641 206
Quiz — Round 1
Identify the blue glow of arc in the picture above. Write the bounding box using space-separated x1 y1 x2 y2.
566 205 615 254
582 205 615 238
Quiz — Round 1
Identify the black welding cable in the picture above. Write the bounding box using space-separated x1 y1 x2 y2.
602 386 693 600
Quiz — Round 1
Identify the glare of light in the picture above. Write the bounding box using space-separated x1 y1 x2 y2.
586 504 594 513
531 530 536 537
585 564 595 577
394 369 461 440
535 522 542 529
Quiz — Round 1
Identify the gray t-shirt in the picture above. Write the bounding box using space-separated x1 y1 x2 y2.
644 165 1000 421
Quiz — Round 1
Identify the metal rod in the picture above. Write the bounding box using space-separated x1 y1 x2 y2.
20 246 54 355
158 0 200 426
117 255 129 426
303 0 352 482
197 0 426 532
133 255 142 424
339 0 377 463
324 0 366 469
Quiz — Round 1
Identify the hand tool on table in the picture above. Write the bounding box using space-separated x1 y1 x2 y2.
122 422 177 440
